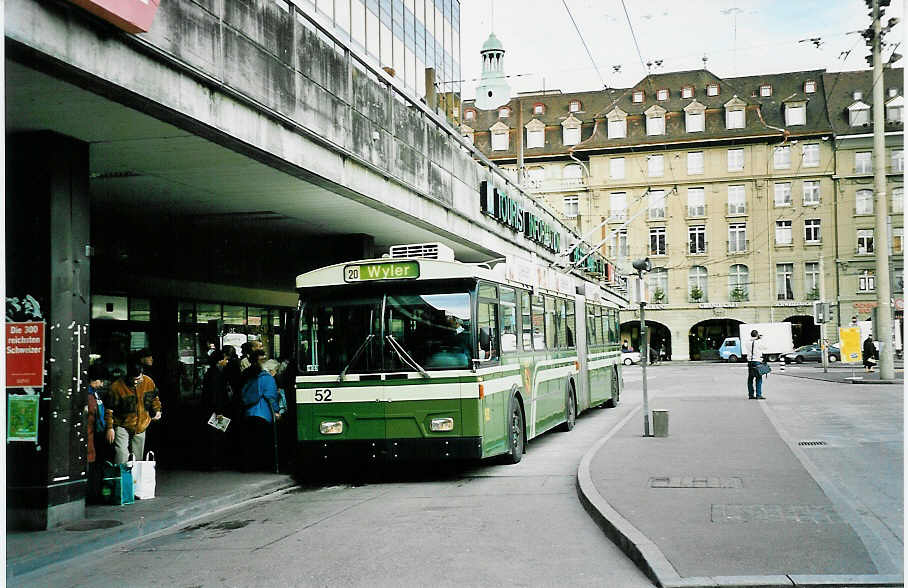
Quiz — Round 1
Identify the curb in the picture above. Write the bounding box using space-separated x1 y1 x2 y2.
7 476 297 580
775 372 903 385
575 408 903 588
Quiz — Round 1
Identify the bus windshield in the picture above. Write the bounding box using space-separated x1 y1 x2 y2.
299 285 474 375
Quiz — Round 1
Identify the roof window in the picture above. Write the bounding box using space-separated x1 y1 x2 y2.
569 99 582 112
707 83 720 97
681 86 694 99
498 106 511 118
760 85 772 97
632 91 644 103
464 109 476 121
656 89 669 101
533 103 545 115
853 91 863 101
804 80 816 94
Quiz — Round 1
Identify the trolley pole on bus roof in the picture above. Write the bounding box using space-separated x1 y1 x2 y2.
633 258 652 437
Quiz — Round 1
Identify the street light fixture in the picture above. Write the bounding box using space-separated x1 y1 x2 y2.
633 257 652 437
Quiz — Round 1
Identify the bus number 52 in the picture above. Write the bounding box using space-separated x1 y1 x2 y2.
314 389 332 402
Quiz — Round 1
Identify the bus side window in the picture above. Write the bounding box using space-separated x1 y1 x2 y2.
565 300 576 348
478 300 499 361
545 296 558 349
532 294 546 350
587 306 598 346
610 309 619 344
521 291 532 350
597 307 607 347
554 298 566 349
500 287 518 353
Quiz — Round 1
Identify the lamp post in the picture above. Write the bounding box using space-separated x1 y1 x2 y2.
633 257 652 437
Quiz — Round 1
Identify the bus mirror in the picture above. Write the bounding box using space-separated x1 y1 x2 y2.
479 327 492 352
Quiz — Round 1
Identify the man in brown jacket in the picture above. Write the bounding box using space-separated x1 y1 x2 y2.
104 352 162 463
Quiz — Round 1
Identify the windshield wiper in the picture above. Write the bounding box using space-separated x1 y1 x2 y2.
338 333 375 382
385 334 430 378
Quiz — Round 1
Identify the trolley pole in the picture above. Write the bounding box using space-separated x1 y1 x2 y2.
633 258 652 437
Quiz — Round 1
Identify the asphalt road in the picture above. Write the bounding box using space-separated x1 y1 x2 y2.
23 363 902 587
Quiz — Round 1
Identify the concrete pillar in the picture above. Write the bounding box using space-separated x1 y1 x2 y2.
6 132 91 530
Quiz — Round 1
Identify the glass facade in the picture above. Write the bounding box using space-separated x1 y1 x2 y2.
311 0 461 111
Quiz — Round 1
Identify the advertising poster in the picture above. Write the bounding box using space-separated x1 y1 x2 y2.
6 322 45 388
8 395 40 442
839 327 862 363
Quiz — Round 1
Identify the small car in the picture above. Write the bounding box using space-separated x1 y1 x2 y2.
622 350 642 365
782 344 840 364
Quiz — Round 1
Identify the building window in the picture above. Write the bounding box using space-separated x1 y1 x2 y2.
632 91 644 103
893 149 904 173
648 154 664 177
773 145 791 169
649 226 666 256
688 225 707 254
857 228 874 254
776 263 794 300
533 103 545 115
526 166 545 188
687 187 706 217
563 124 581 145
805 262 820 298
729 224 747 253
607 118 627 139
802 144 820 167
688 151 704 174
785 103 806 126
887 100 903 123
859 270 875 292
567 100 581 113
726 107 745 129
804 219 822 243
563 164 583 186
804 80 817 94
656 89 669 101
526 127 544 149
728 148 744 171
896 270 905 293
462 127 475 144
856 189 874 215
853 91 863 101
855 151 872 174
610 157 625 179
648 189 666 219
491 129 509 151
607 228 628 258
464 109 476 121
775 220 793 245
728 264 749 300
893 187 903 213
706 83 719 97
609 192 627 220
499 107 511 118
849 104 870 126
892 228 903 255
681 86 694 99
688 266 709 302
774 182 792 207
760 84 772 97
686 111 705 133
647 268 669 303
728 185 746 215
563 195 579 218
646 114 666 135
803 181 820 205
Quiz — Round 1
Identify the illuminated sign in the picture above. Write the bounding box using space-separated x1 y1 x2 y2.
344 261 420 282
480 182 561 253
68 0 161 34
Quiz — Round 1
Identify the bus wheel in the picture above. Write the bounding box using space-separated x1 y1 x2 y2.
504 396 525 464
559 385 576 432
604 367 620 408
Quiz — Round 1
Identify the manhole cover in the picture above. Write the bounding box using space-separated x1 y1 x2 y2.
65 519 123 531
798 441 828 446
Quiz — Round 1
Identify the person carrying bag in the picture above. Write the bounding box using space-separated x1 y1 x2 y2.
746 330 767 400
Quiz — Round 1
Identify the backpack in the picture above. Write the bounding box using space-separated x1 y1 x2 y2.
93 390 107 433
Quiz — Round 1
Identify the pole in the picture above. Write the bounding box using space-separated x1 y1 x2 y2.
872 0 895 380
820 257 829 372
639 271 650 437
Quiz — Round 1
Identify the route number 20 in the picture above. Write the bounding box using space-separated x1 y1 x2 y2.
313 389 333 402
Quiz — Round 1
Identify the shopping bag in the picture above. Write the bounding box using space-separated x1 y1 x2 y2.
101 462 134 505
756 362 771 376
131 452 156 500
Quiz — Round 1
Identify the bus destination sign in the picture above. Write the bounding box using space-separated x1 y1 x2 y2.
344 261 420 282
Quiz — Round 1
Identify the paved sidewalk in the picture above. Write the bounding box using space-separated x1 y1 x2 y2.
577 394 903 588
6 470 296 583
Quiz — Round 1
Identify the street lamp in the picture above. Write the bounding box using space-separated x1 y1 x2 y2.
632 257 652 437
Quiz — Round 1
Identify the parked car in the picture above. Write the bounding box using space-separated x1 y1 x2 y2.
622 350 641 365
782 344 840 364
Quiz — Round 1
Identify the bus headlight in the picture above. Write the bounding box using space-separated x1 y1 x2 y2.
319 420 344 435
430 417 454 432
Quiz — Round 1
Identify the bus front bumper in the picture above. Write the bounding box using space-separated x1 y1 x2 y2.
298 437 483 463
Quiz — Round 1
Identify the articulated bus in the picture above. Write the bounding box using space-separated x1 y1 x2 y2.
293 244 626 466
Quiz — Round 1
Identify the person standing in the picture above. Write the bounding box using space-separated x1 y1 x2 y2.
863 335 878 373
203 349 232 469
86 363 110 501
240 349 280 472
746 329 766 400
104 352 163 463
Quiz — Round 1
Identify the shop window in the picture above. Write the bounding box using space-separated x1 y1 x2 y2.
129 298 151 322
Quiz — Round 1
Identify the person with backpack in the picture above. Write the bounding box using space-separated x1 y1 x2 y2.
240 349 281 472
86 363 110 501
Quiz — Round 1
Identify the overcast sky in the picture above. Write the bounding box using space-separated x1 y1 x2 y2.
459 0 904 99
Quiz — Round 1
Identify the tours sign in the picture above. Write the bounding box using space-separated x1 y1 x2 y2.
480 182 561 254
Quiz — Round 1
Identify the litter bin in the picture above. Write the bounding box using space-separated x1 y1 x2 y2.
652 409 669 437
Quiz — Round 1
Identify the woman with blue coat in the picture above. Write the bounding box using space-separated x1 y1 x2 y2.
240 349 280 472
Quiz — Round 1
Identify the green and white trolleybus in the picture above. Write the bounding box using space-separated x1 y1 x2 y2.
294 243 626 465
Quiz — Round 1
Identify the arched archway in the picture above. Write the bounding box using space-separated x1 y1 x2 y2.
620 320 672 360
784 315 820 347
689 318 743 361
